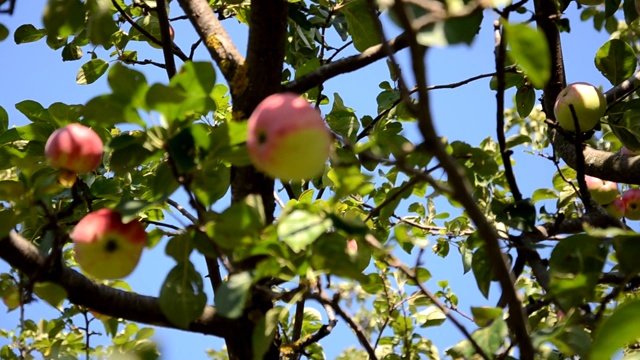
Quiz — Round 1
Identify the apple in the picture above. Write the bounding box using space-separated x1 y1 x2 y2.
346 239 358 255
604 198 625 219
584 175 619 205
45 123 103 174
149 25 174 49
577 0 603 5
71 208 147 279
553 82 606 132
622 189 640 220
247 93 332 181
2 288 20 310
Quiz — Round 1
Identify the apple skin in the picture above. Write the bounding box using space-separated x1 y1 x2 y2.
622 189 640 220
45 123 103 174
584 175 619 205
71 208 147 280
247 93 332 181
553 82 606 132
604 198 625 219
2 289 20 310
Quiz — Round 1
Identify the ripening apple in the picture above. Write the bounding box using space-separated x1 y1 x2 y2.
71 208 147 280
584 175 619 205
622 189 640 220
346 239 358 255
247 93 332 181
45 123 104 174
553 82 606 132
604 198 625 219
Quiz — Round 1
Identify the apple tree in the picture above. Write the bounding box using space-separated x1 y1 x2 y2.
2 0 640 359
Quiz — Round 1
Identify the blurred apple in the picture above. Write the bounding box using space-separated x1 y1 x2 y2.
603 198 625 219
554 82 606 132
247 93 332 181
584 175 618 205
622 189 640 220
45 123 103 186
71 208 147 279
346 239 358 255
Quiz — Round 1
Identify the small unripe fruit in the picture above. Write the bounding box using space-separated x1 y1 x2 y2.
622 189 640 220
554 82 606 132
584 175 619 205
71 208 147 279
45 124 103 174
247 93 332 181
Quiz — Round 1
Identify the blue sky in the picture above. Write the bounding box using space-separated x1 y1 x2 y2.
0 1 619 359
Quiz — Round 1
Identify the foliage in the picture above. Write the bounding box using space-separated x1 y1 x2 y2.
2 0 640 359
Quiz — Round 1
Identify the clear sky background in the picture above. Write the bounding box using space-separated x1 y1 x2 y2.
0 1 620 359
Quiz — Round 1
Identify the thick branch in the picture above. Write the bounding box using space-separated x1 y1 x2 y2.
177 0 244 83
0 231 237 337
283 33 410 94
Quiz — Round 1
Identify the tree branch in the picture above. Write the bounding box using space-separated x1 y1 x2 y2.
176 0 244 83
283 33 410 94
0 231 238 337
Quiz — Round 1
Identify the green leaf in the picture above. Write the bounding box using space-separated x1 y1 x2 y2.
471 306 503 327
591 299 640 360
14 24 46 44
215 271 252 319
0 181 24 201
0 210 17 237
167 128 197 174
207 202 263 250
341 0 380 52
595 39 637 86
15 100 52 124
472 245 492 298
159 262 207 328
403 3 482 47
613 234 640 276
83 94 145 127
146 83 188 124
61 43 82 61
310 233 370 281
515 85 535 118
108 63 148 107
504 22 550 89
415 306 446 328
549 234 608 309
532 188 558 202
77 59 109 85
33 282 67 310
252 306 285 360
43 0 85 38
0 23 9 42
165 233 194 263
86 0 119 47
278 210 332 253
0 106 7 133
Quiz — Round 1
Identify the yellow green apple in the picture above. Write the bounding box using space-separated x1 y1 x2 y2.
553 82 606 132
71 208 147 279
247 92 332 181
584 175 619 205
